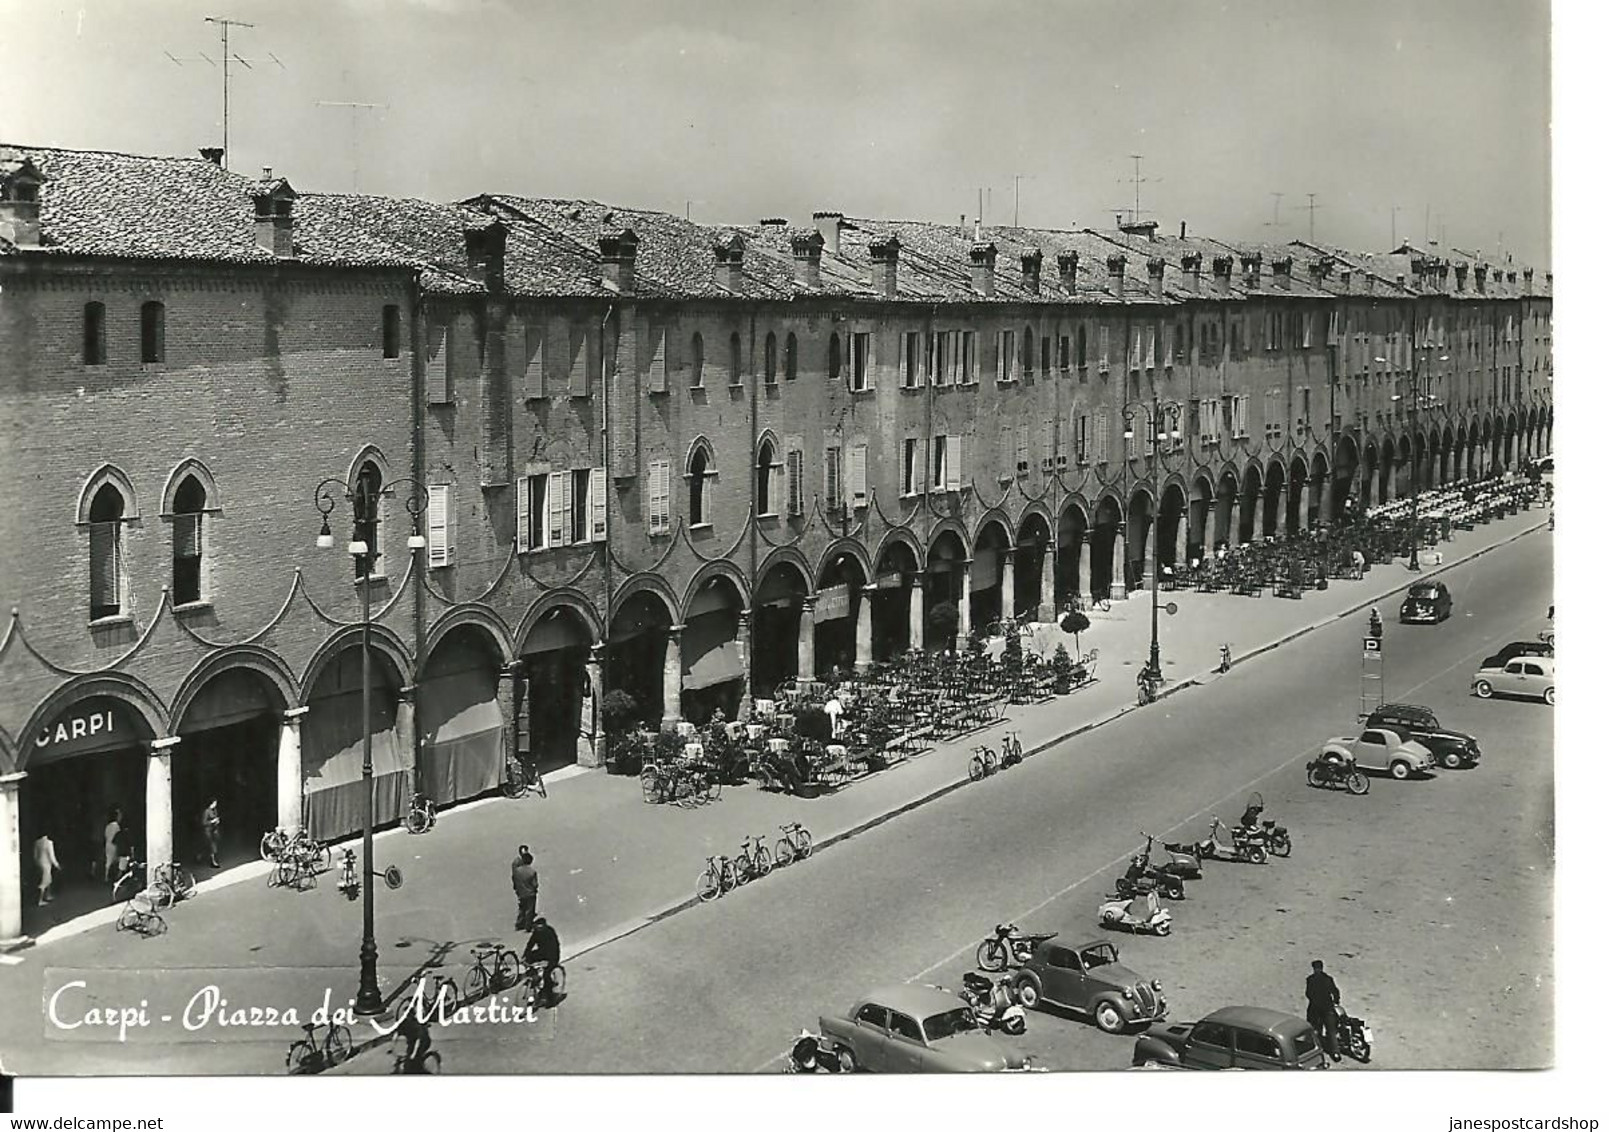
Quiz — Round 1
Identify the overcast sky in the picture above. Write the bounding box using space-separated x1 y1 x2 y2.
1 0 1551 263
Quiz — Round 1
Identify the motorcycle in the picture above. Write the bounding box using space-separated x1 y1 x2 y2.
975 923 1056 972
787 1030 843 1073
1113 852 1186 901
1141 831 1200 880
958 972 1028 1035
1195 817 1268 864
1098 890 1172 936
1336 1009 1373 1063
1307 756 1369 795
1233 792 1291 858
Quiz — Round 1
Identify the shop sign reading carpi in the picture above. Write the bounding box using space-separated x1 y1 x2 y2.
37 708 119 750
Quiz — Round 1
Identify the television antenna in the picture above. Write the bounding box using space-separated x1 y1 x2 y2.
1303 193 1321 242
1264 192 1287 231
316 98 388 192
1113 154 1159 225
165 17 285 171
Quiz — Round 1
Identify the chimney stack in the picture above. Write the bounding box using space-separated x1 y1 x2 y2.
1212 255 1235 295
1474 264 1488 293
713 232 746 292
198 147 224 166
1105 253 1127 294
1272 256 1293 290
1056 250 1080 293
1181 252 1202 294
1340 269 1352 293
464 219 507 290
1180 220 1188 239
969 241 998 297
598 226 638 293
813 211 843 255
791 230 824 288
1455 263 1468 292
1240 254 1262 289
1020 248 1043 296
1506 270 1517 285
251 172 297 259
1147 256 1166 302
1395 273 1406 290
869 235 901 298
0 156 45 249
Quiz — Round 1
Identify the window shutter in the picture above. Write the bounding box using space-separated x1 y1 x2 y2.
915 437 928 493
551 470 570 547
590 468 607 541
866 333 877 390
425 321 449 404
648 460 670 535
825 446 842 510
951 432 966 489
1144 327 1156 370
569 326 589 397
1161 324 1172 366
427 484 453 567
515 475 532 552
849 444 868 506
173 514 200 559
1099 327 1110 372
507 322 531 400
1016 423 1028 473
898 332 909 387
787 448 804 515
648 327 667 394
90 522 119 609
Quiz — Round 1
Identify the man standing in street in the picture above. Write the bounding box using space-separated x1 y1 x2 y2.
1305 959 1342 1061
512 845 539 931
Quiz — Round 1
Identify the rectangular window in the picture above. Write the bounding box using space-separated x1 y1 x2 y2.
1040 336 1051 377
140 302 165 364
515 471 550 551
425 320 450 404
902 437 921 495
84 303 106 366
786 446 804 515
1098 327 1110 373
647 326 668 394
961 331 976 383
1059 335 1070 372
902 331 921 388
172 513 202 604
848 444 868 507
824 445 843 511
647 461 671 536
932 435 948 490
1093 409 1109 463
997 330 1015 382
929 332 948 386
426 484 455 567
568 469 592 544
569 325 591 398
382 305 401 359
1075 414 1089 463
90 520 121 619
1015 424 1029 476
850 332 872 391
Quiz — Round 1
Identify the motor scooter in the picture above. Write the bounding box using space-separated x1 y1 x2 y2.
1194 817 1268 864
1232 792 1291 857
958 972 1027 1035
1140 831 1200 880
1112 852 1186 901
1097 890 1172 936
787 1030 843 1073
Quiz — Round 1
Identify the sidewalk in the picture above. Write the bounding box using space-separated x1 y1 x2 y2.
9 507 1548 972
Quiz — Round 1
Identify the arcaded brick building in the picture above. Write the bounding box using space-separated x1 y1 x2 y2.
0 143 1552 941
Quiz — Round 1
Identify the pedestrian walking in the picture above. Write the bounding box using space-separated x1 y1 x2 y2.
200 798 221 868
102 806 123 882
511 845 539 931
1305 959 1343 1061
33 829 61 906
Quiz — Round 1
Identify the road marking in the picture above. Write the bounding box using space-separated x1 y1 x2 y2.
751 588 1543 1074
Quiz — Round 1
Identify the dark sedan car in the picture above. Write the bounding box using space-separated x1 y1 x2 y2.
1400 581 1452 624
1480 640 1554 670
1364 703 1480 769
1133 1006 1328 1070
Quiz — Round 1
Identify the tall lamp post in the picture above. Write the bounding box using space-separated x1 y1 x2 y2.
1124 396 1183 683
1393 342 1445 572
314 474 427 1016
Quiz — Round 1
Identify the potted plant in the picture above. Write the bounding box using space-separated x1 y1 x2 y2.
1050 643 1076 694
601 690 642 775
794 704 833 745
1059 608 1091 655
928 600 960 652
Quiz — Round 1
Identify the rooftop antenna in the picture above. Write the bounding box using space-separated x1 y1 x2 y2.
166 18 284 170
1424 204 1431 246
1121 154 1158 226
683 199 707 220
315 97 387 193
1391 205 1400 250
1012 173 1035 228
978 187 984 231
1264 191 1287 231
1304 193 1322 242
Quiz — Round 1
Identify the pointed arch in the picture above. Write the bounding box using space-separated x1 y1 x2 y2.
76 463 140 525
159 458 221 516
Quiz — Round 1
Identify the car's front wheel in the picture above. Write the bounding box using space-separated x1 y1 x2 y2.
1093 1001 1125 1034
834 1046 859 1073
1474 680 1494 699
1441 750 1463 770
1014 978 1041 1010
1544 687 1555 706
1389 760 1411 780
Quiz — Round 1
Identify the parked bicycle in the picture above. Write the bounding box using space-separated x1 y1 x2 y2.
115 891 167 937
1136 668 1160 706
696 853 738 902
405 792 438 834
260 827 330 872
336 848 360 898
733 833 773 885
285 1020 353 1074
774 821 814 866
390 1032 442 1074
464 941 523 1000
402 970 460 1021
502 754 547 800
968 743 1000 782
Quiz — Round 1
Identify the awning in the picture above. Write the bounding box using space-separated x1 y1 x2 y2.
301 691 408 840
683 639 745 691
417 670 504 804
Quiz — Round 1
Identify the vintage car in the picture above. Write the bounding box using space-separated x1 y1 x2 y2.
818 984 1032 1073
1480 639 1554 670
1011 938 1166 1033
1363 703 1480 769
1399 580 1453 624
1322 727 1436 779
1132 1006 1328 1070
1471 656 1555 706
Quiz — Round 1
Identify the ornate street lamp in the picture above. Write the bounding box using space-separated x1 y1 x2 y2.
314 474 427 1016
1124 396 1183 683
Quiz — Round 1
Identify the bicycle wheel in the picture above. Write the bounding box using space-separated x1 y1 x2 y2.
697 865 722 902
640 766 662 804
496 951 522 991
429 978 460 1020
719 860 737 895
732 852 753 886
501 767 527 799
316 843 333 874
405 809 429 835
466 963 491 1002
968 754 985 782
704 777 722 803
530 768 547 799
275 859 298 889
774 837 796 868
116 904 138 932
326 1025 353 1064
286 1040 317 1073
755 846 773 877
794 829 813 859
158 864 195 901
977 938 1007 972
259 832 278 862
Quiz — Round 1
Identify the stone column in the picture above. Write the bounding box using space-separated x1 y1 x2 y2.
908 577 925 653
1173 514 1189 570
1226 500 1241 547
1112 526 1128 600
146 736 179 871
1076 532 1092 599
1000 546 1017 622
395 686 418 797
662 625 685 726
796 599 816 680
277 707 308 834
497 664 521 772
579 645 605 767
1038 543 1057 621
1313 477 1328 530
855 588 874 673
735 610 754 720
0 771 26 947
1250 490 1265 542
958 560 974 641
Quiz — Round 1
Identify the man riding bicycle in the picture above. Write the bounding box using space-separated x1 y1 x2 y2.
394 1011 433 1074
522 916 562 1007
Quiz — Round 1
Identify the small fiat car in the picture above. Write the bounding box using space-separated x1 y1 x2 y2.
1322 727 1436 779
1471 656 1555 706
1400 580 1453 624
1012 938 1166 1033
1133 1006 1328 1070
818 984 1031 1073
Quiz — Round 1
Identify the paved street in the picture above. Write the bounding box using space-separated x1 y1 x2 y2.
0 511 1550 1074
